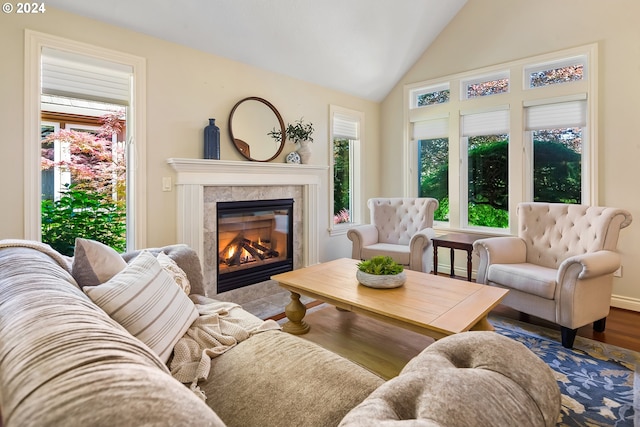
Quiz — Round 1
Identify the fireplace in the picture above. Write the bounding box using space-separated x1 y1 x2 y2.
168 158 323 297
216 198 294 293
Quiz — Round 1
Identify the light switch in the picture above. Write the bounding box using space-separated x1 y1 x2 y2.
614 266 622 277
162 176 172 192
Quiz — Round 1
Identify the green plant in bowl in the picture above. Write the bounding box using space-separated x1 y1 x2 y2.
357 256 404 275
356 256 406 289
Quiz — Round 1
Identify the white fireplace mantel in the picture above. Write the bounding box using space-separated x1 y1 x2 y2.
167 158 327 267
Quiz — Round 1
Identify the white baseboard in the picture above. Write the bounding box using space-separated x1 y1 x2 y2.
435 263 470 278
611 295 640 312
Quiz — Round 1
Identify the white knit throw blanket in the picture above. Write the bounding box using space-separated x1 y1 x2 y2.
170 295 281 400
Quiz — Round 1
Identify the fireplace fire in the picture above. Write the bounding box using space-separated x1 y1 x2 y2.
216 198 294 293
220 235 280 267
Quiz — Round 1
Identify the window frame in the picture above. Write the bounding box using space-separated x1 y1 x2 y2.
24 30 147 249
523 96 589 203
40 120 63 202
404 44 597 234
328 105 363 236
413 116 450 225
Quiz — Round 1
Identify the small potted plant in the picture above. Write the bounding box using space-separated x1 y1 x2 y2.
356 256 406 289
283 118 314 145
269 118 314 164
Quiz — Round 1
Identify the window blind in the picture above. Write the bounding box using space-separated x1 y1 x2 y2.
42 47 132 106
525 100 587 130
413 117 449 140
461 109 510 136
333 113 359 140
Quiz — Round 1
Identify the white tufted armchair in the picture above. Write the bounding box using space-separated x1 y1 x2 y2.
474 202 632 348
347 198 439 273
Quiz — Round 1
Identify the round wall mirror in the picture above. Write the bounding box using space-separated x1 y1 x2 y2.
228 97 285 162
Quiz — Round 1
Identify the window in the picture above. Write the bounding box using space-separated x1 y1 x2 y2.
39 48 130 255
461 109 510 229
404 44 597 233
531 128 582 203
330 106 362 234
413 117 449 222
25 30 147 250
525 98 587 203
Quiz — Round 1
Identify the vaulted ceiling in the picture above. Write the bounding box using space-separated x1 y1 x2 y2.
46 0 467 101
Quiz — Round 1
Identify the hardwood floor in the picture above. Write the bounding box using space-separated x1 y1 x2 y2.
492 304 640 352
284 306 436 379
272 302 640 380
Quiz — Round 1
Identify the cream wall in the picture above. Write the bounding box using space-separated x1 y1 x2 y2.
380 0 640 309
0 8 380 261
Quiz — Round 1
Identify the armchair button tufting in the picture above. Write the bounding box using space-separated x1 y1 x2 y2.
349 197 438 272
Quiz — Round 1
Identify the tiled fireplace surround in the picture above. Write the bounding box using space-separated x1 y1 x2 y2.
168 159 326 306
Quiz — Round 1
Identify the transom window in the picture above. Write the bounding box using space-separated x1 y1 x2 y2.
412 83 450 108
461 71 510 99
525 56 586 88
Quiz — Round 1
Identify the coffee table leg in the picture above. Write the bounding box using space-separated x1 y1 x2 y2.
470 316 495 332
282 291 310 335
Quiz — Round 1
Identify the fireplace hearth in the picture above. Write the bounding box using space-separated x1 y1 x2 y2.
216 198 294 293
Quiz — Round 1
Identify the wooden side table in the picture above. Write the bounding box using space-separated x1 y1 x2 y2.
432 233 491 281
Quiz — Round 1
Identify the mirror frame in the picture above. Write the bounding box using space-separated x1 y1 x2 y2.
228 96 286 162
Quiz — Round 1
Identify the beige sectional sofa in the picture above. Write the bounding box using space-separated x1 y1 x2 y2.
0 240 561 427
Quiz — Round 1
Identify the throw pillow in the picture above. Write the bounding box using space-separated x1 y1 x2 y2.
83 251 199 363
71 238 127 288
157 252 191 295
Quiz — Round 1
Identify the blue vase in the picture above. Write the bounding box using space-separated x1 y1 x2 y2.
204 118 220 159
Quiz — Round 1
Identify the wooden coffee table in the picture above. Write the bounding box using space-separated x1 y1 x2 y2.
271 258 508 340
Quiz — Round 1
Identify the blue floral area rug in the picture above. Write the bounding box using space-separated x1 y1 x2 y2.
490 315 640 426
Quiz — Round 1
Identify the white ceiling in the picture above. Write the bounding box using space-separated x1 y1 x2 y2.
46 0 467 101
